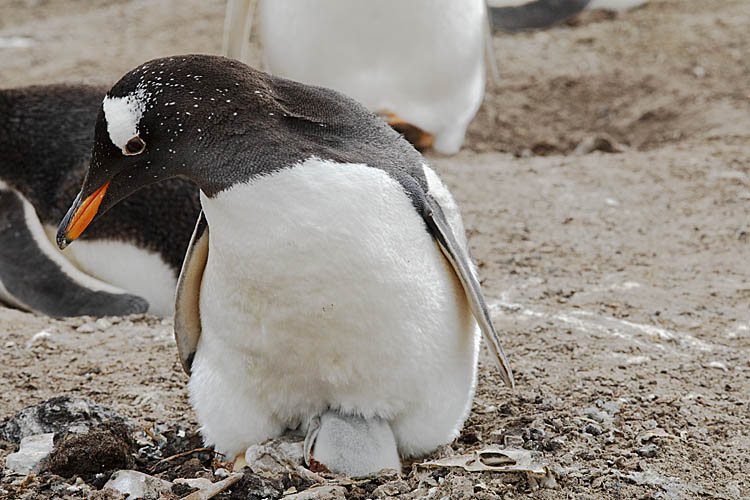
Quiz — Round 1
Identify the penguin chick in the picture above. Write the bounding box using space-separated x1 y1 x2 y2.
303 412 401 476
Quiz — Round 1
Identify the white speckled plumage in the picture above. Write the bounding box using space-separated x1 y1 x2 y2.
188 158 480 459
102 87 149 153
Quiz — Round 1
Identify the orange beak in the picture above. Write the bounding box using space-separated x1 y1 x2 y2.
57 182 109 248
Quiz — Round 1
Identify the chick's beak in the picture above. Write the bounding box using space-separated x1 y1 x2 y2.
56 182 110 250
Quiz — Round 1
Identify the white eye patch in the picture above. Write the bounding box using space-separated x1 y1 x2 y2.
102 88 148 154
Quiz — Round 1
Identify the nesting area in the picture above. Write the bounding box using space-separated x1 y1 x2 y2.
0 0 748 498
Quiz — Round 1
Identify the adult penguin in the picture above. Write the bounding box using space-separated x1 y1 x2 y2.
222 0 628 153
0 84 200 317
56 55 514 475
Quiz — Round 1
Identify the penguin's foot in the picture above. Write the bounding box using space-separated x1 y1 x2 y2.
303 411 401 477
378 111 435 152
232 453 248 471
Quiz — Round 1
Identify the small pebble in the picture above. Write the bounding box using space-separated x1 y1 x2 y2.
214 468 229 479
636 444 658 458
585 423 603 436
504 435 524 448
25 330 54 349
584 407 609 424
604 197 620 207
601 401 621 415
95 318 112 330
76 323 96 334
642 419 657 430
706 361 728 372
527 419 546 441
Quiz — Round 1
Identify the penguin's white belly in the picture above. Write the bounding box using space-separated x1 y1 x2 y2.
45 226 177 316
196 159 479 430
258 0 486 153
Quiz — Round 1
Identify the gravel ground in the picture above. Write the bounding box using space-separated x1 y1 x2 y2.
0 0 748 498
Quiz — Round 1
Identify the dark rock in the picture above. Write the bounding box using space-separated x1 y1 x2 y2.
173 457 209 480
497 403 514 416
541 437 565 452
134 423 215 481
279 470 318 493
171 481 199 496
223 470 284 500
526 419 546 441
44 422 135 487
458 429 481 445
0 396 133 444
585 423 603 436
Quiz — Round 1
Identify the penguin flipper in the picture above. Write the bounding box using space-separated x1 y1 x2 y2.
488 0 591 33
420 193 515 388
174 211 209 375
0 186 149 318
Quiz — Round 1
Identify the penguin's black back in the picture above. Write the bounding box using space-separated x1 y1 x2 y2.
0 84 200 271
96 56 429 203
0 84 100 223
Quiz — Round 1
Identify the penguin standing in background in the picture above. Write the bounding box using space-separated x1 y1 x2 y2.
223 0 648 153
257 0 489 155
0 85 200 317
56 55 514 475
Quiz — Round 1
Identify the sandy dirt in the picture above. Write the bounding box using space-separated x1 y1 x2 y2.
0 0 748 498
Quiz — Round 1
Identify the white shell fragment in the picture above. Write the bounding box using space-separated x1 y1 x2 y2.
417 446 557 489
5 433 55 475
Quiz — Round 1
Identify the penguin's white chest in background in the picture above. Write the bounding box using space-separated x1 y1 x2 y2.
258 0 487 153
196 158 478 424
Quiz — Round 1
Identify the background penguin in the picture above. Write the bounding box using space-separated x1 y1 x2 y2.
0 84 200 317
55 54 514 475
256 0 488 155
222 0 637 154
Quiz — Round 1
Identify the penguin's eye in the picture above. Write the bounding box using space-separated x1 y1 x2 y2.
124 136 146 155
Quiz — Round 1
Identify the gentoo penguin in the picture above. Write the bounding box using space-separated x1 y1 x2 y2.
221 0 620 154
256 0 487 155
56 55 514 475
0 84 200 317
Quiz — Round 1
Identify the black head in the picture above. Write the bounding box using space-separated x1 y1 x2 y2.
56 54 423 249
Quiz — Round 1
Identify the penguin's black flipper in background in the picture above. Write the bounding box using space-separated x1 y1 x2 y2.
0 185 148 317
489 0 591 32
